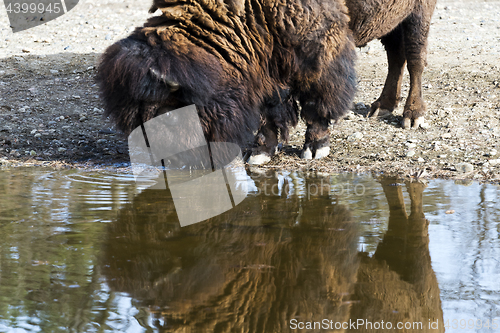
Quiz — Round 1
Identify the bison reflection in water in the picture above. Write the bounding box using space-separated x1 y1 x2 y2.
101 173 443 332
348 179 444 333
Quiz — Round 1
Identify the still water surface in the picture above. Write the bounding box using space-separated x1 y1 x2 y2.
0 168 499 332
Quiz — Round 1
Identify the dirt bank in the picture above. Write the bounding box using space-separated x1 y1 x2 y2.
0 0 499 183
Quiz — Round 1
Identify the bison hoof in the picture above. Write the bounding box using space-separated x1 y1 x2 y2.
301 147 313 160
402 117 425 129
314 146 330 159
301 146 330 160
247 153 271 165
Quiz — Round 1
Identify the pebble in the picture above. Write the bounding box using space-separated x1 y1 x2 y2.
30 150 36 156
441 133 452 139
34 133 41 138
420 122 430 130
418 157 425 163
50 69 59 74
406 150 416 157
9 150 20 157
438 154 447 158
354 102 368 111
30 129 37 134
489 159 500 166
445 210 455 214
456 162 474 173
105 34 112 40
344 111 356 120
79 116 87 122
96 139 107 144
58 148 67 152
347 132 363 142
488 149 497 156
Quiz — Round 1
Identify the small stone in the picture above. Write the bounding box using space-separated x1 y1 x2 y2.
105 34 112 40
355 102 367 111
72 95 81 99
488 149 497 157
30 129 37 134
420 122 430 130
79 116 87 122
455 162 474 174
347 132 363 142
418 157 425 163
406 142 417 149
30 150 36 156
50 69 59 74
58 147 67 152
441 133 452 139
344 111 356 120
59 116 65 120
445 210 455 214
48 121 57 126
34 133 41 138
406 150 416 157
438 154 447 158
489 159 500 166
96 139 107 144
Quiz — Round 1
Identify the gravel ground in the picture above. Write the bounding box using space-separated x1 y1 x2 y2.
0 0 499 183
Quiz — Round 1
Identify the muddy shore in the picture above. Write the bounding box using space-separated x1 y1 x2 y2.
1 0 499 184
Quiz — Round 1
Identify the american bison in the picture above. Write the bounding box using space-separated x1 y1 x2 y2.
97 0 356 164
97 0 436 164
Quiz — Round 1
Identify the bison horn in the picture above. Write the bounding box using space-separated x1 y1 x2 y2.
149 67 180 92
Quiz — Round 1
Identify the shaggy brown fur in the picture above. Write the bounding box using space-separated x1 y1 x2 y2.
97 0 356 158
346 0 438 128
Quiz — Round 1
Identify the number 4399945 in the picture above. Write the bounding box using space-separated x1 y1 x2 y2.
444 319 499 330
6 2 62 14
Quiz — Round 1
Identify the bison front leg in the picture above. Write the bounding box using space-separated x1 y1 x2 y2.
401 6 435 129
247 120 279 165
368 25 406 119
301 115 330 160
298 41 357 160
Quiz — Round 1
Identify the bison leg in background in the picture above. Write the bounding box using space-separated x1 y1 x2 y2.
348 0 437 130
367 25 406 119
368 11 433 130
401 9 434 129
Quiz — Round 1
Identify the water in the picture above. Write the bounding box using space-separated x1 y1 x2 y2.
0 168 499 332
